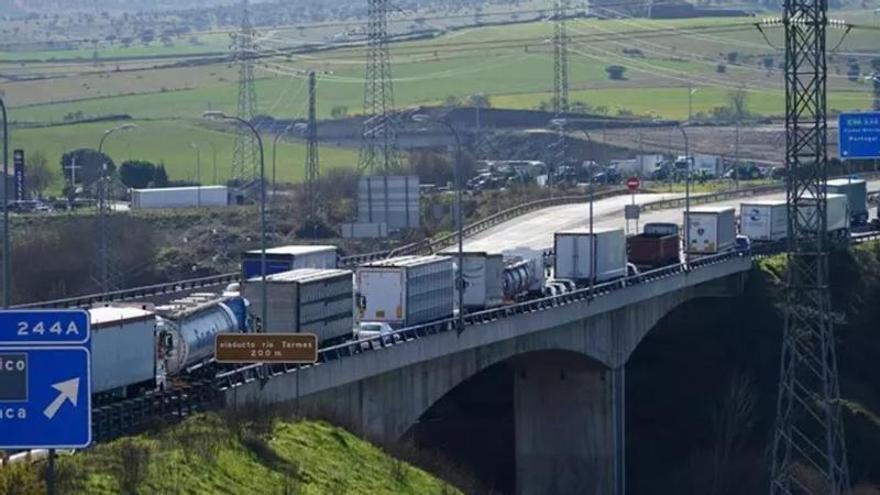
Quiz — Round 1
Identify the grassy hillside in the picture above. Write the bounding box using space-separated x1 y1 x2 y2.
0 414 461 495
10 120 359 191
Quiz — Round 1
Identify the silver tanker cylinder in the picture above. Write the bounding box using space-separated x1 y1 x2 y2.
157 297 246 376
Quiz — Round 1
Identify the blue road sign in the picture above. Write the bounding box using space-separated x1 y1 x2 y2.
0 347 91 449
0 310 89 345
839 112 880 159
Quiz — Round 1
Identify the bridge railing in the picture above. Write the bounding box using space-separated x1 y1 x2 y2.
215 250 747 390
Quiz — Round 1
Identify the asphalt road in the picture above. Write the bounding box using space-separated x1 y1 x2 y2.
456 180 880 254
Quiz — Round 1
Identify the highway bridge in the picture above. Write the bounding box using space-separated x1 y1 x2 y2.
25 178 880 494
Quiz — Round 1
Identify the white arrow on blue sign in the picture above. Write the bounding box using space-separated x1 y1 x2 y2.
0 311 92 449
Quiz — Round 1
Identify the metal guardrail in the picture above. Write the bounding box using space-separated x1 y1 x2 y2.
12 273 243 310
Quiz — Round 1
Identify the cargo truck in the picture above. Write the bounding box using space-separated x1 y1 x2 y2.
90 307 157 399
740 200 788 242
241 245 337 279
799 193 850 240
443 252 505 310
554 229 627 283
627 223 681 269
356 256 454 328
131 186 230 209
243 269 353 344
824 178 868 225
685 207 737 255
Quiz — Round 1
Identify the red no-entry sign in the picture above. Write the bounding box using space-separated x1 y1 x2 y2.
626 177 641 192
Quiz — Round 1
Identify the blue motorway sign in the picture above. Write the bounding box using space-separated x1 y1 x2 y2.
0 347 91 448
839 112 880 160
0 310 92 449
0 310 89 345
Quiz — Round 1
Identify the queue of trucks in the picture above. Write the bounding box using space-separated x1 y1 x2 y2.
84 178 873 404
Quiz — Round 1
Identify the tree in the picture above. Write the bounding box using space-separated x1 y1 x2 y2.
60 149 115 187
330 105 349 119
152 164 169 188
466 94 492 109
25 151 54 199
119 160 157 189
728 89 749 119
606 65 627 80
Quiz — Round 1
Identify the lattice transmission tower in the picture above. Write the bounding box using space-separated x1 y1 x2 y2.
551 0 571 185
305 71 320 225
231 0 259 185
359 0 400 174
768 0 851 491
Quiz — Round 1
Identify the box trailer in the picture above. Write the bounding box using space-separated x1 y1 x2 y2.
90 306 157 397
824 178 868 225
131 186 229 209
554 228 627 283
799 193 850 236
356 256 454 328
685 207 737 255
243 269 353 344
241 245 337 279
627 223 680 269
740 200 788 242
443 252 504 310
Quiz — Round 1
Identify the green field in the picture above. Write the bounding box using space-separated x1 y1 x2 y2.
11 120 359 190
4 12 878 185
0 414 461 494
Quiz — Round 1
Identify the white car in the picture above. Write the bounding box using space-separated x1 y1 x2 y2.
353 322 399 350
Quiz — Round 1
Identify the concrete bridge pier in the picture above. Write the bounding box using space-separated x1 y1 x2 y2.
513 353 615 495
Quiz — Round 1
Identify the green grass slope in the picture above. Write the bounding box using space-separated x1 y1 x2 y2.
2 414 461 495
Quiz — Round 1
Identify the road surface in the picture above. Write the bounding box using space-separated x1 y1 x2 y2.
456 180 880 253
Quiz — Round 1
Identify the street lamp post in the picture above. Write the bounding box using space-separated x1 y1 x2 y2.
676 123 691 267
204 111 268 331
97 123 137 293
190 143 202 207
413 113 465 334
0 97 8 308
552 118 597 296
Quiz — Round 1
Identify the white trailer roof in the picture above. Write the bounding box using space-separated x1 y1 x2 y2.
555 227 625 236
249 268 351 284
361 255 450 269
132 186 228 193
688 206 736 214
90 306 155 328
741 200 787 207
826 178 866 187
246 245 337 256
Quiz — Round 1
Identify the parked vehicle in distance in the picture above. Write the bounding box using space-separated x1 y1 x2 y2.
627 222 680 269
